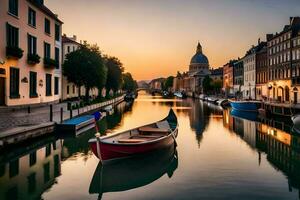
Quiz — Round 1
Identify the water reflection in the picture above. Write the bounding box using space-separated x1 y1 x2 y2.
227 109 300 197
1 91 300 199
0 137 61 200
89 145 178 200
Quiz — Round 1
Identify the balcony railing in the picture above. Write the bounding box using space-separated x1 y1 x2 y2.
6 46 24 59
44 57 58 69
27 54 41 64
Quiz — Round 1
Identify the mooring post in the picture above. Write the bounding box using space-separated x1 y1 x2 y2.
28 106 31 114
50 105 53 122
70 107 73 119
60 107 63 123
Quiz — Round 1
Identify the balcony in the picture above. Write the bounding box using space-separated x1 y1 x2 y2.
44 57 58 69
6 46 24 59
27 54 40 65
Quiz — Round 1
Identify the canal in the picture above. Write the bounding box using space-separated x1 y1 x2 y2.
1 90 300 200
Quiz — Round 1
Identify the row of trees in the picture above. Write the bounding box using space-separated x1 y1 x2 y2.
202 75 222 94
63 43 137 100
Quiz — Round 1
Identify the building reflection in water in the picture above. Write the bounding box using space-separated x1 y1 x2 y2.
226 109 300 198
178 99 223 148
0 137 62 200
0 100 135 200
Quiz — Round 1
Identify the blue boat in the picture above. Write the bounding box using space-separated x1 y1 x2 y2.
229 100 261 112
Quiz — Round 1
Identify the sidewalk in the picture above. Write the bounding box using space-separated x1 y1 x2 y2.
0 95 125 133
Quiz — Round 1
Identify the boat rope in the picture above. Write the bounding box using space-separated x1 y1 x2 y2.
95 133 103 161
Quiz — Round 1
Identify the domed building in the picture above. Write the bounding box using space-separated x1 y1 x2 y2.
173 42 211 96
189 42 209 73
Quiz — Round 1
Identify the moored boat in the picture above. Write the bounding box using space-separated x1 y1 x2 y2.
88 109 178 162
230 100 261 112
217 99 230 107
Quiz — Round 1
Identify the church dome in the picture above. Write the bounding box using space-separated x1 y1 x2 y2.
190 42 209 64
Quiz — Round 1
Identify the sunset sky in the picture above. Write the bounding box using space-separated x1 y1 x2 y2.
46 0 300 80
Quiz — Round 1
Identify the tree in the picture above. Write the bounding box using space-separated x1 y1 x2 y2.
202 75 213 94
63 44 107 100
122 73 137 92
104 56 124 96
163 76 174 91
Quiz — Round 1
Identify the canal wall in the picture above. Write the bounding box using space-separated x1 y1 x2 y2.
0 95 125 149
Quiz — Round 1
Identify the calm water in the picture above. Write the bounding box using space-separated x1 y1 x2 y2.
1 91 300 200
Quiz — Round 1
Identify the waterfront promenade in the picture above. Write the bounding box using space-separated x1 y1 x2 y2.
0 95 124 146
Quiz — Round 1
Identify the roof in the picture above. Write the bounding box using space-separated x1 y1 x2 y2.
62 36 82 45
27 0 63 23
190 53 209 64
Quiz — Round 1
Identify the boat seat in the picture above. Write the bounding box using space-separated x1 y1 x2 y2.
138 127 170 133
118 139 146 143
131 135 163 139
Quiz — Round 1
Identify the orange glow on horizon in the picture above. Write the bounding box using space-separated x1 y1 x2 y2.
45 0 300 80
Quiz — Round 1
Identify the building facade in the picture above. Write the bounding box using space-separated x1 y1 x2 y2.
291 27 300 103
233 59 243 97
173 42 210 96
0 0 62 106
242 48 256 100
210 67 223 83
223 61 235 96
256 43 268 100
267 17 300 103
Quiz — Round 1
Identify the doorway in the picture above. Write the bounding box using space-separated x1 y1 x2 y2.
0 77 5 106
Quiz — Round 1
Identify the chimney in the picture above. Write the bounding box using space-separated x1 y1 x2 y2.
72 35 77 42
266 34 273 41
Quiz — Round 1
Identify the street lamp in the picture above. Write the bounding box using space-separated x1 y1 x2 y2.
0 59 5 65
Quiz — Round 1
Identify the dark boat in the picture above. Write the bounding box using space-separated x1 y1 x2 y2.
124 92 136 102
88 109 178 162
230 100 261 112
89 145 178 199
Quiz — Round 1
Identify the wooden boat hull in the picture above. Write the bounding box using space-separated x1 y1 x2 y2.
90 129 177 161
230 101 261 112
89 109 178 161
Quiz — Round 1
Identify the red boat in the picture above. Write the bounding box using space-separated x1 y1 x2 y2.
88 109 178 162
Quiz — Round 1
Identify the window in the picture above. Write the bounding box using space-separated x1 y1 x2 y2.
55 47 59 68
27 173 36 194
44 42 51 58
67 85 69 94
43 162 50 183
44 18 50 34
28 7 36 27
29 71 37 97
67 46 70 53
9 159 19 178
54 77 59 95
6 23 19 47
10 67 19 98
72 85 75 94
9 0 18 16
27 34 37 55
45 74 52 96
55 24 60 41
45 144 51 157
29 152 36 166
